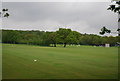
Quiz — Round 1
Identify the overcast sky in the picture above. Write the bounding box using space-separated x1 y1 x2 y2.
2 2 118 36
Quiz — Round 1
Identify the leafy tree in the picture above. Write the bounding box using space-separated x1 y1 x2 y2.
0 8 9 18
48 32 58 47
65 32 77 45
57 28 72 47
102 35 118 46
99 26 111 35
0 9 9 43
107 0 120 22
2 29 119 47
42 32 51 46
2 30 20 43
100 0 120 36
71 31 81 44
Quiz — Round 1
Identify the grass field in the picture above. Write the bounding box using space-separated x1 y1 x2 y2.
2 44 118 79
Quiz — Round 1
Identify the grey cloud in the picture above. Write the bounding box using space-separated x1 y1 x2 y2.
3 2 110 22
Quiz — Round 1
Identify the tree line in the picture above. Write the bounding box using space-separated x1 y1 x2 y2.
2 28 120 47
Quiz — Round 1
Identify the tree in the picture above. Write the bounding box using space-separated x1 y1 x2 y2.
57 28 72 47
0 9 9 43
0 8 9 18
107 0 120 22
48 32 58 47
72 31 81 44
2 29 118 47
99 26 111 35
100 0 120 36
2 30 20 44
65 32 77 45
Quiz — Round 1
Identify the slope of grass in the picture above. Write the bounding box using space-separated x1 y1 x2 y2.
2 44 118 79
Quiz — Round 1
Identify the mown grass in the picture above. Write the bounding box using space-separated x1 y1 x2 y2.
2 44 118 79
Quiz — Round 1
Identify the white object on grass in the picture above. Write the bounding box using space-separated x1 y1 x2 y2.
34 60 37 62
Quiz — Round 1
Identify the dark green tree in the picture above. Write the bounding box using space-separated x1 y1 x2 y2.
57 28 72 47
48 32 58 47
2 30 20 43
100 0 120 36
2 29 119 47
107 0 120 22
66 31 80 45
0 8 9 18
99 26 111 35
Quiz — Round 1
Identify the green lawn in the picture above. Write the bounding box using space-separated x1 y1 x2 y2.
2 44 118 79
